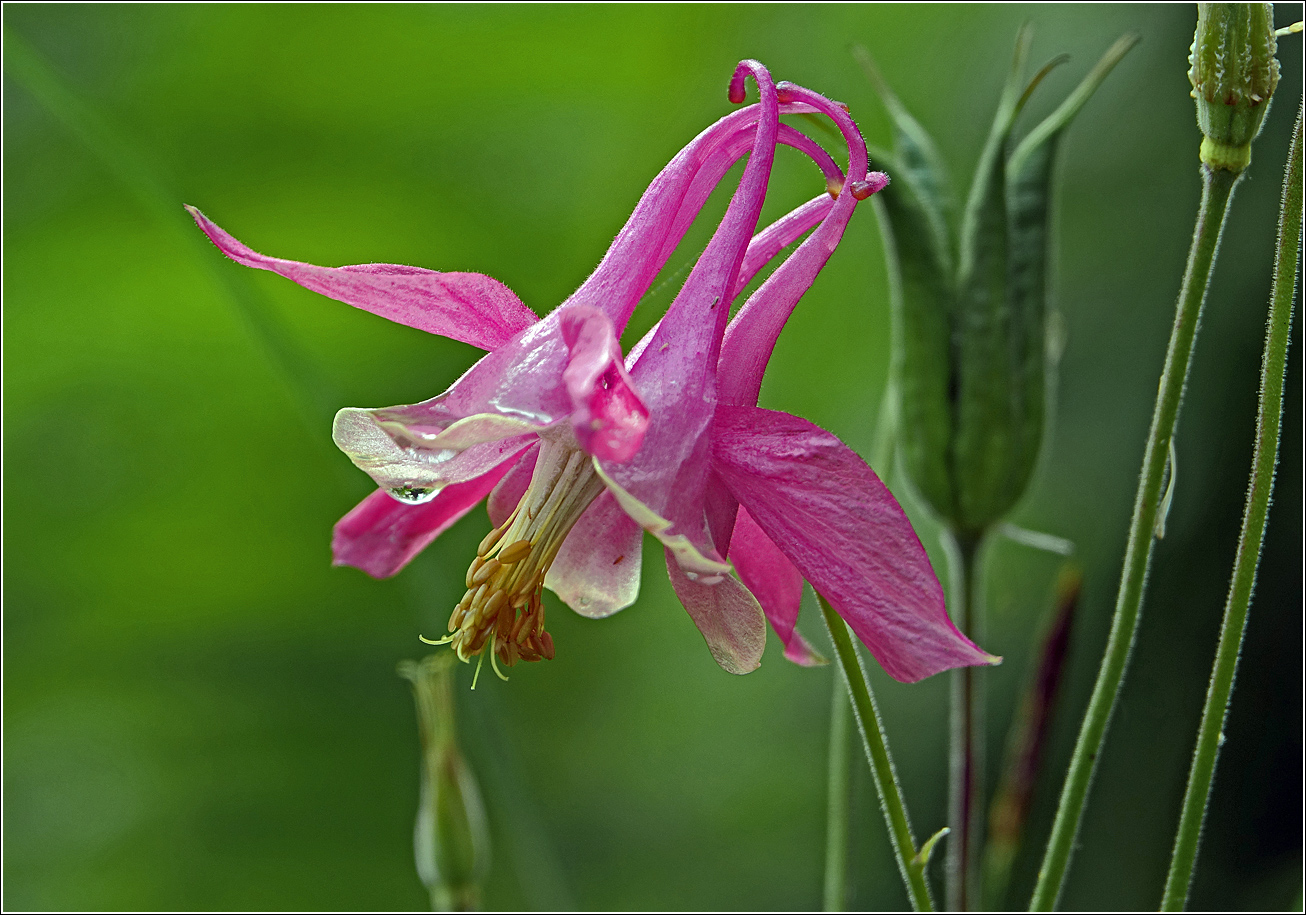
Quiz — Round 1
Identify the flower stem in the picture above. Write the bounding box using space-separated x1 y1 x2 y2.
819 595 934 912
1160 106 1302 912
946 530 986 912
823 675 852 911
1029 163 1242 911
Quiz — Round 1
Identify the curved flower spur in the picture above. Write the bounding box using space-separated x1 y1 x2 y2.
188 60 996 685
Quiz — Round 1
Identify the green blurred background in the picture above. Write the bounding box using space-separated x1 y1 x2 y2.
4 4 1301 911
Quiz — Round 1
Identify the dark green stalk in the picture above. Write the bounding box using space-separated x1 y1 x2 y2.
1161 105 1302 911
1030 165 1241 910
946 531 986 911
984 567 1082 910
820 597 935 912
823 678 852 911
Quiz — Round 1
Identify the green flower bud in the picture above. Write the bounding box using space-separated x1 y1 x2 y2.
1188 3 1280 172
868 31 1135 538
399 654 490 911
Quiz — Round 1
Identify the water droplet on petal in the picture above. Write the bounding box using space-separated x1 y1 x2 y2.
389 485 437 504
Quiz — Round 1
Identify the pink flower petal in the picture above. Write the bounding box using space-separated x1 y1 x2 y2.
717 189 857 408
665 549 767 675
605 62 781 576
733 195 834 299
546 491 644 619
720 84 879 409
653 123 842 284
711 404 998 683
333 397 541 499
559 306 649 463
186 206 537 351
623 194 834 369
592 459 731 581
559 96 831 336
332 454 521 578
340 305 645 492
729 506 825 667
487 444 539 527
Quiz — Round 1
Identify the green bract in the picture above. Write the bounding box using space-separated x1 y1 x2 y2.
868 29 1136 538
399 655 491 910
1188 2 1280 172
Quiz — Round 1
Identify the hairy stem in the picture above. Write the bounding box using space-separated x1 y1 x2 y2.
1161 106 1302 911
820 596 934 912
1029 164 1241 910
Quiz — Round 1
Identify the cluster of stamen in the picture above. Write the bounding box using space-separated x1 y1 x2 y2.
423 443 603 685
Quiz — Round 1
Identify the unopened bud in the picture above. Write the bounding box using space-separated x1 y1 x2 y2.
398 654 490 911
1189 3 1281 172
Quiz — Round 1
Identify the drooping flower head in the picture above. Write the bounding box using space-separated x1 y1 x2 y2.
189 60 997 684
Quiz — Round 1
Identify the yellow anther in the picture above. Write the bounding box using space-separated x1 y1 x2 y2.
483 588 508 620
471 558 501 587
478 525 505 557
497 539 533 564
511 610 531 642
465 556 485 589
438 438 605 678
495 602 514 639
469 582 490 612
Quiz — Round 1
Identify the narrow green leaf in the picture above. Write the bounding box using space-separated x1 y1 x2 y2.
1008 34 1141 177
1155 439 1178 539
958 23 1034 279
1004 34 1140 516
948 25 1034 534
872 159 956 520
914 826 952 867
856 44 957 266
1016 55 1071 115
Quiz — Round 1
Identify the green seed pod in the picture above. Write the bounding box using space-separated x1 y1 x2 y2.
399 654 490 911
1189 3 1280 172
868 31 1136 538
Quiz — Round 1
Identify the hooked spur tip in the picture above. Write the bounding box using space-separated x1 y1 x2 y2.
729 59 772 104
849 171 890 200
728 75 747 104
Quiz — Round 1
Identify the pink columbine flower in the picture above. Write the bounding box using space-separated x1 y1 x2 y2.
189 61 997 684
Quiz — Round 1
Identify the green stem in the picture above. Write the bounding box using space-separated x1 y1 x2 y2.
823 675 852 911
820 597 935 911
946 531 986 911
1029 164 1242 911
1161 106 1302 912
820 378 898 910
